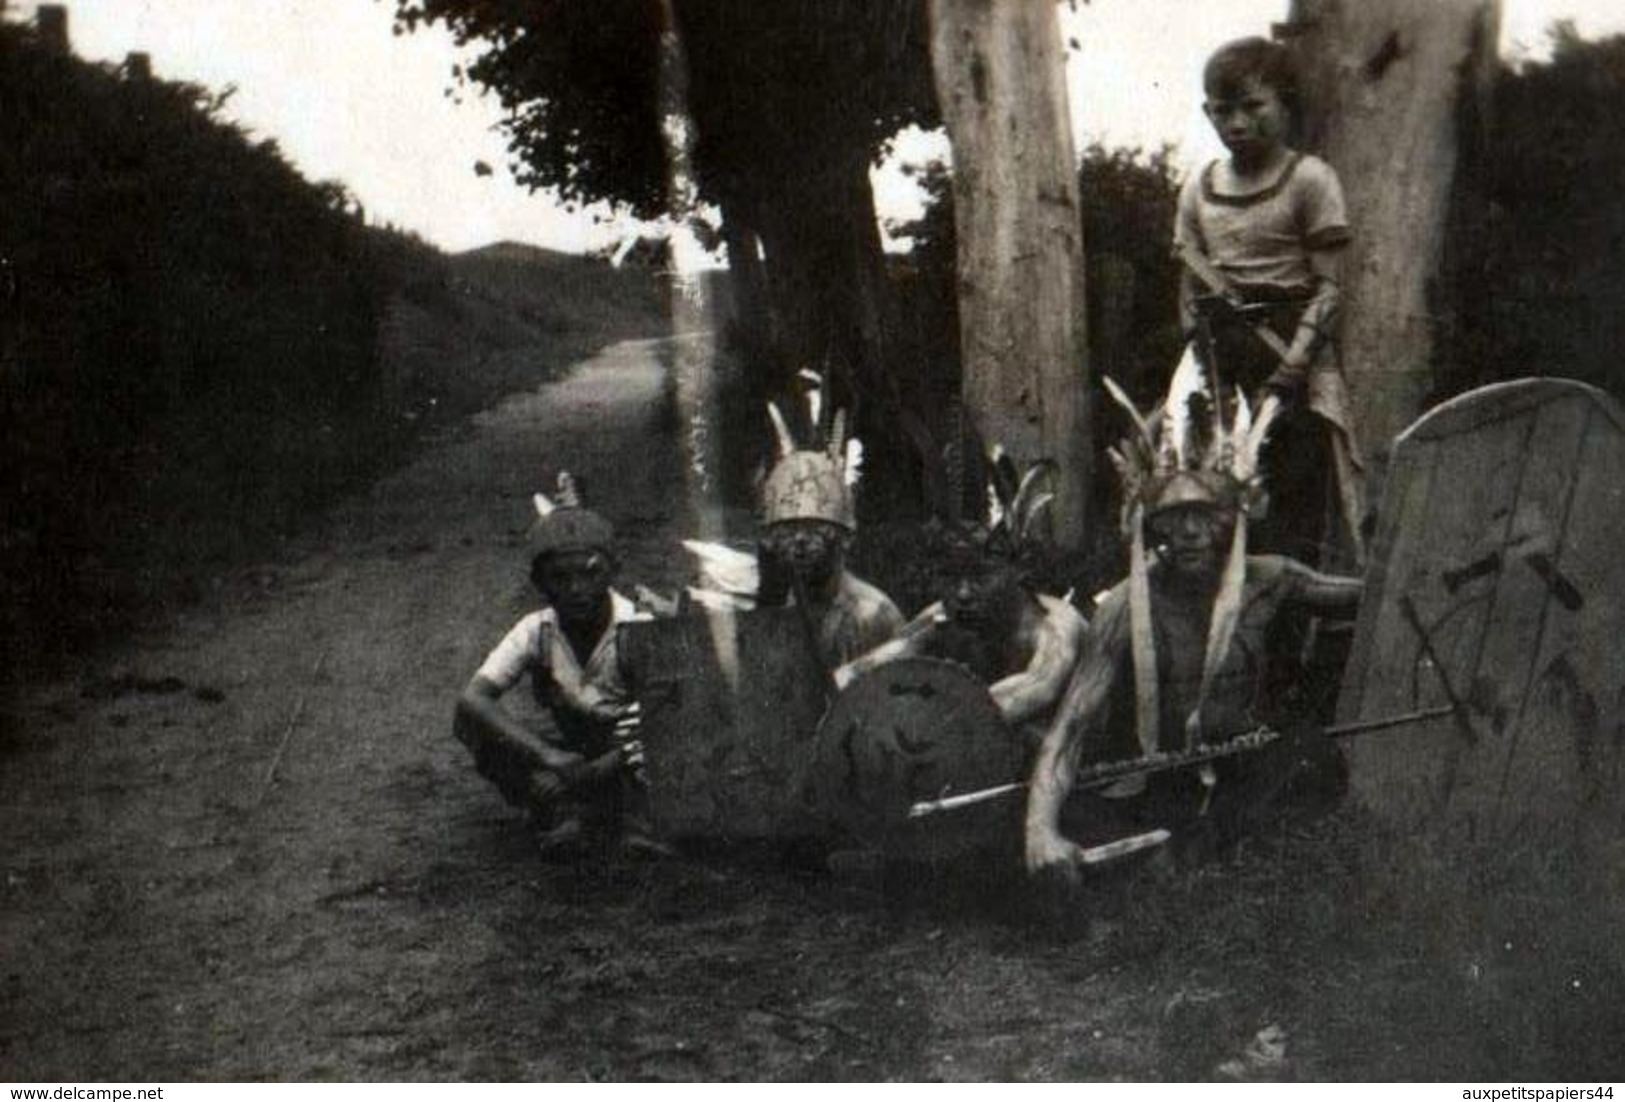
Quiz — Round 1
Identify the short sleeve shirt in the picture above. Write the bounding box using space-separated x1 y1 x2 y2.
475 589 649 722
1175 153 1350 293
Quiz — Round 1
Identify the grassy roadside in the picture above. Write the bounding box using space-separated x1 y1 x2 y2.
4 240 670 681
1089 810 1625 1080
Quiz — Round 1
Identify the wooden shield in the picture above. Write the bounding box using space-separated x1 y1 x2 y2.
617 607 830 839
1337 379 1625 843
807 657 1025 859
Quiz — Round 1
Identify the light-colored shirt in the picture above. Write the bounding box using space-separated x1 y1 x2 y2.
1174 152 1350 292
475 589 650 722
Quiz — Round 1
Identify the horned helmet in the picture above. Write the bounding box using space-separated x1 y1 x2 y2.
527 471 615 562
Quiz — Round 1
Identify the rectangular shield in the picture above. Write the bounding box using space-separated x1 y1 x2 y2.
618 607 831 839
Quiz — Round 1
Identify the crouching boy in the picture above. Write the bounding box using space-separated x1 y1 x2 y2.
454 473 667 858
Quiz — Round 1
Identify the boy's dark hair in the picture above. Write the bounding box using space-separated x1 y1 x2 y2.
1203 36 1301 118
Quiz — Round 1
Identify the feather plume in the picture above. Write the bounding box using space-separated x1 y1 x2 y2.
1017 492 1054 541
1156 403 1182 473
798 367 823 432
766 401 796 459
682 539 760 597
1009 460 1054 528
555 471 583 508
989 446 1020 509
1237 393 1283 483
1165 345 1208 469
1220 389 1252 474
827 408 847 462
843 436 864 488
986 480 1007 532
1102 375 1155 452
533 491 556 518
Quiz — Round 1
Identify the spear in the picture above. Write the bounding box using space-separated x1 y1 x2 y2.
906 705 1456 819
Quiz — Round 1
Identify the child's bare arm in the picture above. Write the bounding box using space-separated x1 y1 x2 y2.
1278 557 1363 618
1178 266 1206 343
455 675 585 775
1024 654 1115 876
1272 247 1344 390
1024 594 1127 876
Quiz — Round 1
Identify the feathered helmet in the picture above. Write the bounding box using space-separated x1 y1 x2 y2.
527 471 615 560
1102 347 1282 755
760 369 862 530
1103 346 1279 535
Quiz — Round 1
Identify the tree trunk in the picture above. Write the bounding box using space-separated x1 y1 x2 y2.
718 199 771 360
748 153 922 519
671 0 926 520
928 0 1090 549
1284 0 1501 469
656 0 728 533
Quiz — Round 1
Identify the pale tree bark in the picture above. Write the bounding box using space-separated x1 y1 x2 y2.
656 0 728 534
929 0 1090 549
1285 0 1501 468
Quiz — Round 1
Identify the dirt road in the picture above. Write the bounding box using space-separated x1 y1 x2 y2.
0 336 1087 1081
8 336 1615 1082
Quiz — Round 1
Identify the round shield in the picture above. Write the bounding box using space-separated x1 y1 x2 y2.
807 656 1024 858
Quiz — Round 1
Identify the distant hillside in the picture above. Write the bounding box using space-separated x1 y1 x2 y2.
377 239 669 430
0 20 672 676
459 240 583 266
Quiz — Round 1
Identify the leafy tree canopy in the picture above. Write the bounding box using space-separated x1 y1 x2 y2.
393 0 939 219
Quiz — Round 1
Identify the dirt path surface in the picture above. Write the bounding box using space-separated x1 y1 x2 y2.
2 335 1174 1082
10 336 1605 1083
0 339 849 1078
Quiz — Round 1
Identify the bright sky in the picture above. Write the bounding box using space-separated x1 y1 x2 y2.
14 0 1625 254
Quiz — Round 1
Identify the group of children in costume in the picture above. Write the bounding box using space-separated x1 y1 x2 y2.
453 36 1370 879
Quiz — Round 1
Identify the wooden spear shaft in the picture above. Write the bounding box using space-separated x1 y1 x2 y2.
906 704 1458 819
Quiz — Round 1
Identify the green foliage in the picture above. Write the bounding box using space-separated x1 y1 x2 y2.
890 142 1182 398
396 0 668 216
883 143 1181 573
0 26 421 669
392 0 938 217
1479 25 1625 401
393 1 939 520
1077 144 1185 401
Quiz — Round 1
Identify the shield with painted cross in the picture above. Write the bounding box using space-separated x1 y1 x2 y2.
1336 379 1625 845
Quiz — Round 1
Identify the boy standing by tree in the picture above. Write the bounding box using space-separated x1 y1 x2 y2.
1175 36 1364 568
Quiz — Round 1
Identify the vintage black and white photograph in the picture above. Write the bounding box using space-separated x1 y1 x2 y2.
2 0 1623 1084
